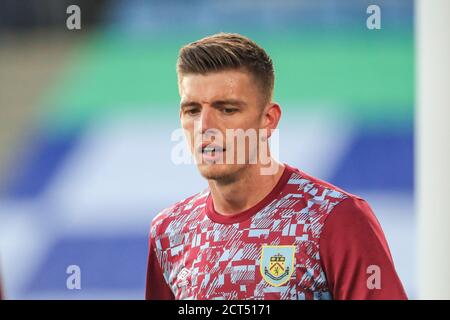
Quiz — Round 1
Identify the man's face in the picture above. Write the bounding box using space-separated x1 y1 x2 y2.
179 69 267 182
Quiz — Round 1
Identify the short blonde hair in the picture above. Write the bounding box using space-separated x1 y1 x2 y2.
177 32 274 103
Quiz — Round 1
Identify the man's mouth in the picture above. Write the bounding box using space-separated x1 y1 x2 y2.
202 146 224 154
199 144 226 162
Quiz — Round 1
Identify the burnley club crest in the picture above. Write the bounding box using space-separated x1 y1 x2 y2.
260 245 295 287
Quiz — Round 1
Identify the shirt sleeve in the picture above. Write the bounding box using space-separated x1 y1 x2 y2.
145 235 175 300
319 196 408 300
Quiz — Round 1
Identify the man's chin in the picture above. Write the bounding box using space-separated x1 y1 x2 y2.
197 163 240 181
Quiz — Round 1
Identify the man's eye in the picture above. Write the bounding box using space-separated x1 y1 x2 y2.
222 108 238 114
185 109 200 116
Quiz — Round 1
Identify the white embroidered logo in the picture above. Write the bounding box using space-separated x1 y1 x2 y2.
177 267 191 287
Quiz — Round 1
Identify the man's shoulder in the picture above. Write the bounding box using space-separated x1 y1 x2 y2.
285 164 367 216
150 188 209 237
285 165 373 240
291 166 377 224
287 165 361 199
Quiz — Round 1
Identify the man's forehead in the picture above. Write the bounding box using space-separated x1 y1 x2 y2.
178 71 255 101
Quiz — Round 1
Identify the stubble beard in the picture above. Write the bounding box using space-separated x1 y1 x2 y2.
197 162 249 186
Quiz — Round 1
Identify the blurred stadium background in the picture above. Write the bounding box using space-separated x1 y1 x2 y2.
0 0 414 299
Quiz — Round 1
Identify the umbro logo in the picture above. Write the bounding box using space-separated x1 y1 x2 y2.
176 267 191 287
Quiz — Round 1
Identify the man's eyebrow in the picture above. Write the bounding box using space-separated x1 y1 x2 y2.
211 99 247 108
180 99 247 109
180 101 201 109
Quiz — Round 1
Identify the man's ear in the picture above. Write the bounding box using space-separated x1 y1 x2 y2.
178 75 183 120
263 103 282 138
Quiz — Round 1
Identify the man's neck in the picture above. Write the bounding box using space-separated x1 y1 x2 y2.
208 160 285 216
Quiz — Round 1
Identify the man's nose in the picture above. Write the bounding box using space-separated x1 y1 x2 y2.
199 107 217 133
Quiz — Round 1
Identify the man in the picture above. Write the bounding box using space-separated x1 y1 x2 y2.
146 33 407 300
